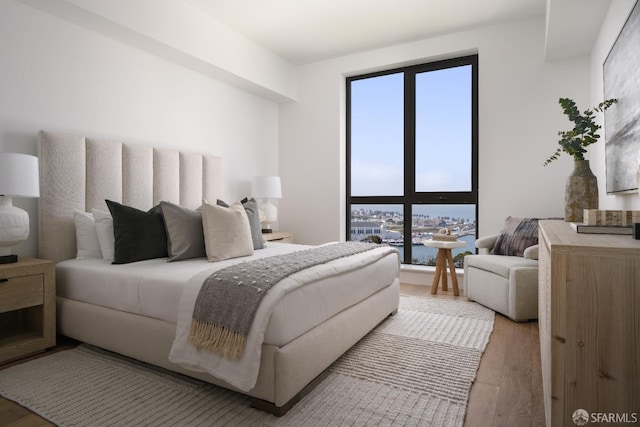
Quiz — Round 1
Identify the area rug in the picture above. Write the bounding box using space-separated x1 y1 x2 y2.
0 295 494 427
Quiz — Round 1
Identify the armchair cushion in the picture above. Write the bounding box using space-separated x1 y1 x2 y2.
523 244 539 260
490 217 541 257
475 233 500 250
466 254 538 278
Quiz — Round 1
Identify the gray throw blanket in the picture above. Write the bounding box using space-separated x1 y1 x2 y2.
189 242 379 360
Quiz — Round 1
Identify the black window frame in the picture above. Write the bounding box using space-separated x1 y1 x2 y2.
346 54 479 264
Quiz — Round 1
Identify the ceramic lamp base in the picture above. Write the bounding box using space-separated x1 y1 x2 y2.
259 199 278 234
0 196 30 263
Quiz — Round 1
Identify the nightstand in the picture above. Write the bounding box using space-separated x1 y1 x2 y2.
262 231 294 244
0 258 56 364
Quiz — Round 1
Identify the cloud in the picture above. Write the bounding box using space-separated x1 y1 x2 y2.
416 168 469 192
415 169 449 191
352 162 470 194
351 160 403 196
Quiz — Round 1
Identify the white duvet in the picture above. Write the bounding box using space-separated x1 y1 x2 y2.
168 244 398 391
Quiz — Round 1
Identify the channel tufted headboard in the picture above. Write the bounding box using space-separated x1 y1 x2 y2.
38 131 222 262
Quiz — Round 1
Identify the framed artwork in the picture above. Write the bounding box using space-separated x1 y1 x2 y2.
603 0 640 194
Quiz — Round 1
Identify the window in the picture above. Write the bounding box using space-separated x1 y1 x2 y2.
346 55 478 265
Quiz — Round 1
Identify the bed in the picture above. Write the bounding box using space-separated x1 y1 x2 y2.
37 130 400 415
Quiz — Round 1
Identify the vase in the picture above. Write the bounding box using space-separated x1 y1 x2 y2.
565 160 598 223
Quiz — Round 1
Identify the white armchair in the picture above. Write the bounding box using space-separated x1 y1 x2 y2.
463 227 539 322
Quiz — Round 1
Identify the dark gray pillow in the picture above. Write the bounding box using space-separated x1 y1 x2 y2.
160 201 206 261
106 200 168 264
490 217 540 257
217 198 265 250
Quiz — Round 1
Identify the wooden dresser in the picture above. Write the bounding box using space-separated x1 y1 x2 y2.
538 221 640 426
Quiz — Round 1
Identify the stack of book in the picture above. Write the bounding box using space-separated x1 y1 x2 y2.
570 209 640 234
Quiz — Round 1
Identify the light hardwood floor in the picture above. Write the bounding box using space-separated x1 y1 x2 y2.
0 284 544 426
400 283 545 427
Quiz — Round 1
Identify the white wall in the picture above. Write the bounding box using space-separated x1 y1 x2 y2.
16 0 297 102
0 0 280 258
279 16 590 245
590 0 640 211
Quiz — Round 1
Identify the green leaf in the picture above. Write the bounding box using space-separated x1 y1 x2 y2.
544 97 617 165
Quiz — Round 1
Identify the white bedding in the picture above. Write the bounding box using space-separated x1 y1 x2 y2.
56 242 400 348
169 243 399 391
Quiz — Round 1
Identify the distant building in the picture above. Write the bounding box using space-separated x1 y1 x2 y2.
350 221 381 241
350 221 401 242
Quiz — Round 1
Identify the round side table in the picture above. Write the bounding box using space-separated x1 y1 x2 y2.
423 239 467 296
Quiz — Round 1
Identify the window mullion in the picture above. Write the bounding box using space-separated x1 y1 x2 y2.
403 71 416 264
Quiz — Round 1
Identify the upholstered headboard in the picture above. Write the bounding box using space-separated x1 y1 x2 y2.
38 131 222 262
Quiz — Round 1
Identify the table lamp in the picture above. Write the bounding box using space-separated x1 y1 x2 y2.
252 176 281 233
0 153 40 263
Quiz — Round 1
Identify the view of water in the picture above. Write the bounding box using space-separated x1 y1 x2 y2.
395 234 476 266
350 203 477 266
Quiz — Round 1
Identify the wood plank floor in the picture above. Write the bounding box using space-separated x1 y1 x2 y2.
0 284 544 426
400 283 545 427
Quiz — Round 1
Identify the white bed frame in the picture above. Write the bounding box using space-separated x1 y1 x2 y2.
38 131 400 415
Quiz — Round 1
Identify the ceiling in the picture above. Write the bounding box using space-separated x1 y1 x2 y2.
186 0 547 65
15 0 613 103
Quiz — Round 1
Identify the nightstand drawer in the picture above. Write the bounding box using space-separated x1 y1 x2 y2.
263 231 294 244
0 259 55 365
0 275 44 314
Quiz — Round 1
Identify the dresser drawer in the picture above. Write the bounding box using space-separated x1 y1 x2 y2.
0 274 44 314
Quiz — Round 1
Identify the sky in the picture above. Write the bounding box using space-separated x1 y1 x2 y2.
350 65 472 196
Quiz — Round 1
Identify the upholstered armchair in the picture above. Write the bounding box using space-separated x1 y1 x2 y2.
463 217 541 322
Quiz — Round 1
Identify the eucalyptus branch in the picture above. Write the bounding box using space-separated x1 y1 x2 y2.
544 97 618 166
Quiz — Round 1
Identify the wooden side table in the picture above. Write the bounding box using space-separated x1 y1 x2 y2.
262 231 294 244
423 240 466 296
0 258 56 364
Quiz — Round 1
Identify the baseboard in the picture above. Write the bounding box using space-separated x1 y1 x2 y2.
400 264 464 286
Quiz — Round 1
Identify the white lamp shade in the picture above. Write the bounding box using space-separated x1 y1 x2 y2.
252 176 282 199
0 153 40 198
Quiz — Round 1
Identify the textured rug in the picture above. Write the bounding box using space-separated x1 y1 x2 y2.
0 295 494 427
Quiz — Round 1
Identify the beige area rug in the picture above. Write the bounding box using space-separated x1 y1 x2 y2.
0 295 494 427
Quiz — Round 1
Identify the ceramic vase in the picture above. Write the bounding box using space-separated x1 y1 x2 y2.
565 160 598 223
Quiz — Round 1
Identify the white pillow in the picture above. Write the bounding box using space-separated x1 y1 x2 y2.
202 201 253 262
73 210 102 259
92 208 115 261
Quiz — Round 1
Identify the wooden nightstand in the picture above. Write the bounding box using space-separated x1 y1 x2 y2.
262 231 294 244
0 258 56 364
